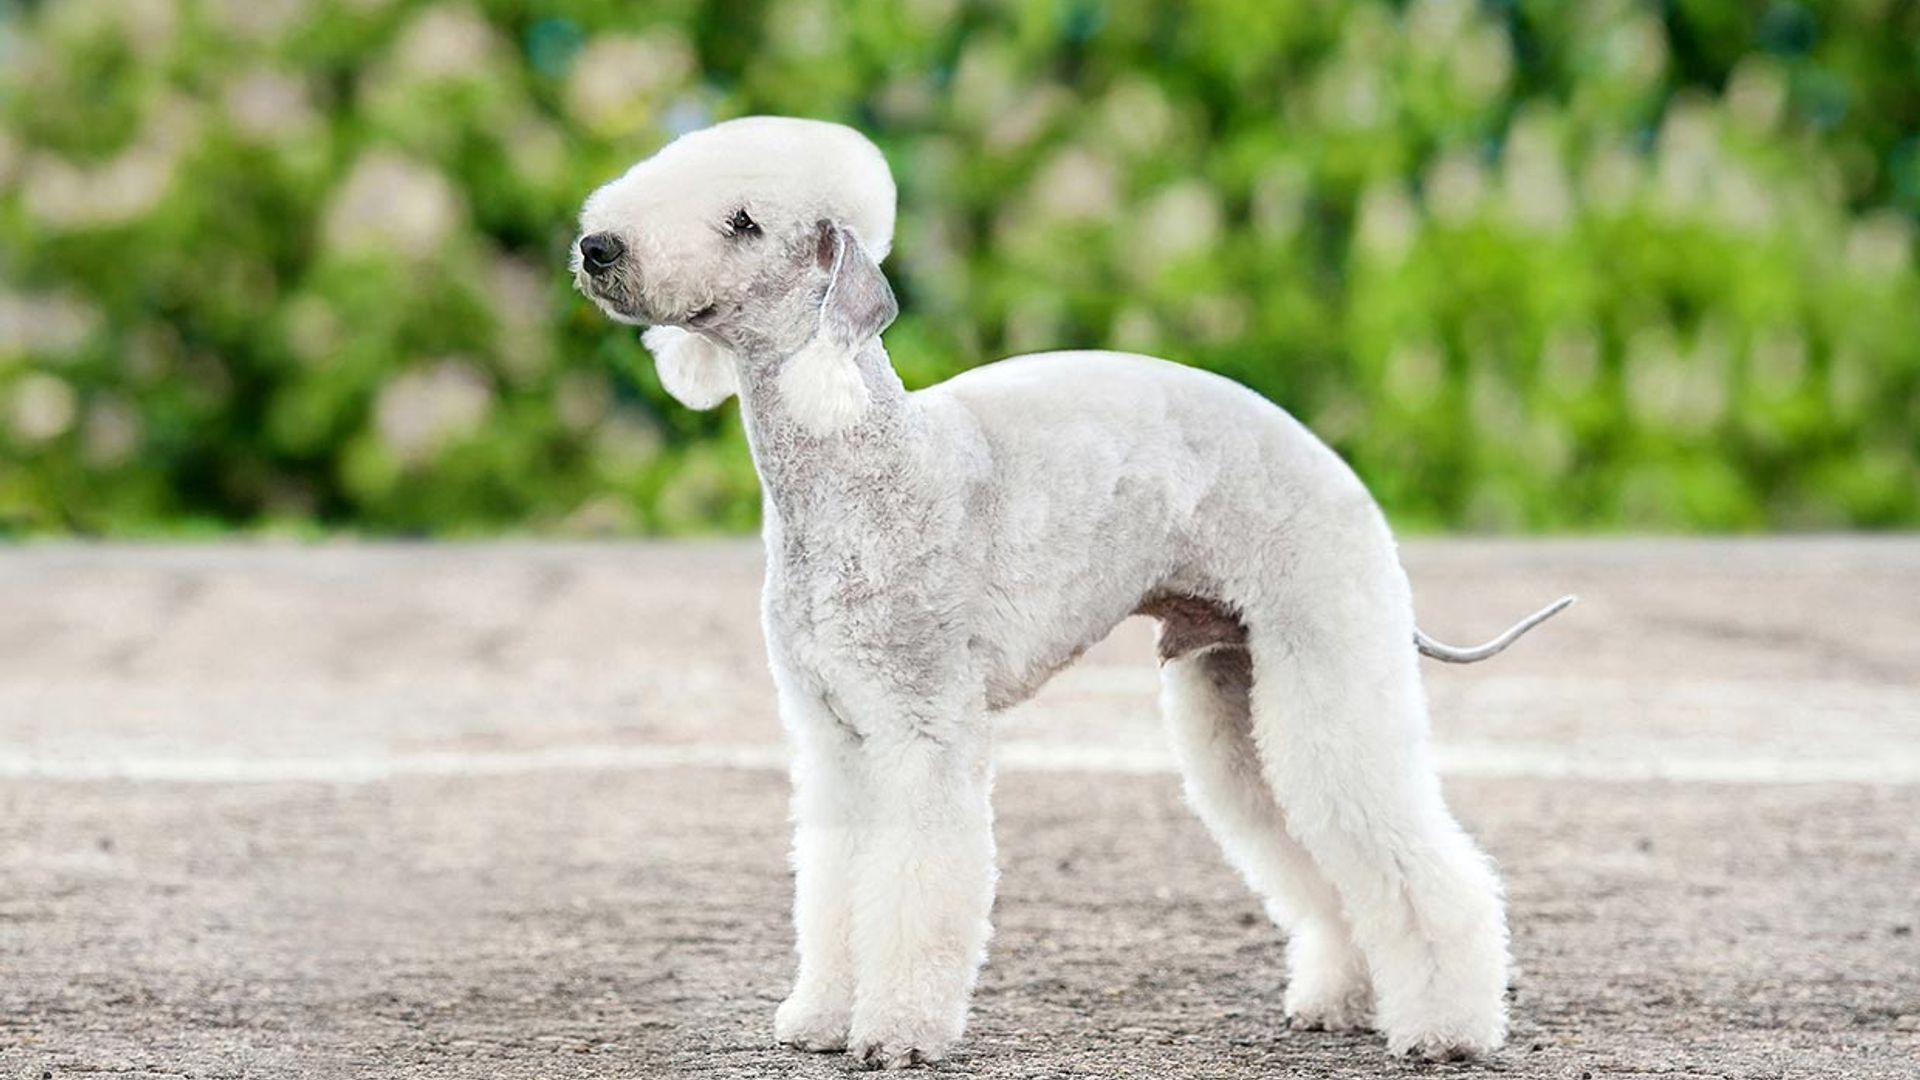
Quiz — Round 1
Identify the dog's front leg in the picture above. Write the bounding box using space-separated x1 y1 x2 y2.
846 718 995 1070
774 683 865 1052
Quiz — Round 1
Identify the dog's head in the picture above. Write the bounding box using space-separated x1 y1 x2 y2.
574 117 898 432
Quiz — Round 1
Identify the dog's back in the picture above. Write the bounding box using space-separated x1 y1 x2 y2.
916 350 1381 707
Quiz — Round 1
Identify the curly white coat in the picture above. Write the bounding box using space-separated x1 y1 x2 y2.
575 116 1528 1068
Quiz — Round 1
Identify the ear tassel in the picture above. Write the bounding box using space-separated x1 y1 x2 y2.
644 225 886 433
775 228 873 436
777 333 870 435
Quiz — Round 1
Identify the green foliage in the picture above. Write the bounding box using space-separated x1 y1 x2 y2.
0 0 1915 535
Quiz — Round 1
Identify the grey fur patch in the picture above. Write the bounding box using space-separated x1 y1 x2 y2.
1135 592 1249 662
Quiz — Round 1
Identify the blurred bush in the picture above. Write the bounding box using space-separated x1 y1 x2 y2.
0 0 1914 536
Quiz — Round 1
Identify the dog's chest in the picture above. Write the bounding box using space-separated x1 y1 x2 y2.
763 538 967 698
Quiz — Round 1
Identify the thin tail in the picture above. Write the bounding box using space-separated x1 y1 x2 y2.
1415 595 1576 664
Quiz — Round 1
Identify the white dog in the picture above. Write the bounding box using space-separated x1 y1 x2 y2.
574 117 1570 1069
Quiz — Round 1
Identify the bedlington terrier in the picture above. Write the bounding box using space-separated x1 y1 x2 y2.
573 116 1571 1069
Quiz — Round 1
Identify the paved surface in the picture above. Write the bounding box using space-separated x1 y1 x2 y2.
1 538 1916 1079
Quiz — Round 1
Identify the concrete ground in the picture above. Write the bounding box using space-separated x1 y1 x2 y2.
1 537 1916 1079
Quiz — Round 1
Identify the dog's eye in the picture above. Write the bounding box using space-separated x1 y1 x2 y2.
727 208 759 237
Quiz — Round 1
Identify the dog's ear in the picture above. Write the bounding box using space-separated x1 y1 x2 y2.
641 325 738 410
777 221 898 436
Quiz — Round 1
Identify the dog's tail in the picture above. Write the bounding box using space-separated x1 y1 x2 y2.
1414 595 1576 664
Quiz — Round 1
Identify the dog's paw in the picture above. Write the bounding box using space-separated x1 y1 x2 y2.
1390 1030 1500 1061
851 1038 941 1070
1282 924 1374 1034
1282 968 1374 1037
1284 981 1375 1033
774 992 851 1053
847 1008 958 1071
1381 1006 1506 1060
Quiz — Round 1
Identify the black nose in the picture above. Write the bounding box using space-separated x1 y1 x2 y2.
580 232 624 276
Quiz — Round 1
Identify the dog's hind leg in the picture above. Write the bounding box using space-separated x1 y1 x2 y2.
1159 646 1373 1032
1240 541 1510 1059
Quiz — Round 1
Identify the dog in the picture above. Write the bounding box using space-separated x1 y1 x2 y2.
573 116 1570 1069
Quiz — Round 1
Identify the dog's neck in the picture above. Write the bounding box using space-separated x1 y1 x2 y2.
734 336 929 547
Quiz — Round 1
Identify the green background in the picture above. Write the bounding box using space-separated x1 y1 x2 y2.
1 0 1916 536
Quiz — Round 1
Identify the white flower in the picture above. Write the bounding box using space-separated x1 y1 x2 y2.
1187 293 1252 345
1003 294 1067 354
323 151 466 258
1726 58 1787 133
19 97 199 230
44 0 177 57
1469 360 1526 447
1028 147 1121 225
1134 180 1224 278
1501 111 1573 234
1450 23 1513 105
1251 163 1310 241
489 255 550 331
284 297 342 365
986 86 1066 154
592 410 663 472
8 373 77 444
204 0 310 43
766 0 838 59
1709 164 1774 234
1426 150 1488 225
1579 140 1643 215
1312 61 1389 131
224 67 319 144
1626 323 1725 431
0 290 99 359
949 40 1021 130
875 73 937 126
488 254 553 382
22 151 163 228
373 360 494 465
1406 0 1472 55
82 395 141 467
1653 101 1719 216
1109 306 1162 353
384 3 503 84
565 32 695 135
1355 181 1419 264
1099 79 1179 158
901 0 959 31
503 110 567 190
1845 211 1913 280
555 373 611 433
1598 11 1668 91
